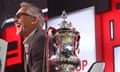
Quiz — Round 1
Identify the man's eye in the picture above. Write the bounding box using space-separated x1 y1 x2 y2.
15 14 21 18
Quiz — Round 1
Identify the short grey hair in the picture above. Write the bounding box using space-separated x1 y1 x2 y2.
20 2 44 27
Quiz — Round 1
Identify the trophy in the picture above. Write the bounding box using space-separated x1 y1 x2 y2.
48 10 80 72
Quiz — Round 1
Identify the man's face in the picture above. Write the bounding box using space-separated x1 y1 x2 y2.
14 6 34 37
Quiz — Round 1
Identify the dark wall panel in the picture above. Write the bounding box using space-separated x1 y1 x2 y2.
93 0 111 13
48 0 111 17
48 0 93 17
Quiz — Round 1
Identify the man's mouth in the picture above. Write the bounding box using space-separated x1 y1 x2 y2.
15 23 23 35
15 23 21 28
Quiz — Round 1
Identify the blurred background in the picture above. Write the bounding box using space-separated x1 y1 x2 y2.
0 0 115 72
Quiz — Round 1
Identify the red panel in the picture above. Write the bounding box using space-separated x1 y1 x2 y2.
95 14 104 61
1 26 22 66
102 11 120 72
95 0 120 71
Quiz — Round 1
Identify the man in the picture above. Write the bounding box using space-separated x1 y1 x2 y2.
14 2 46 72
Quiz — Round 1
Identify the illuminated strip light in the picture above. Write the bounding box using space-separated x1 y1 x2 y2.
3 18 14 23
42 8 48 13
110 20 114 40
1 18 14 29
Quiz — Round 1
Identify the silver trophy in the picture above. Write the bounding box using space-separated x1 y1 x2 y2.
48 10 80 72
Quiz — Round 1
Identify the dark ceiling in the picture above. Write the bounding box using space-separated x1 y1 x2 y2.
0 0 47 24
48 0 111 17
0 0 110 24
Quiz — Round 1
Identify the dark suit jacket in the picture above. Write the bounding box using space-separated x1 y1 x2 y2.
24 28 46 72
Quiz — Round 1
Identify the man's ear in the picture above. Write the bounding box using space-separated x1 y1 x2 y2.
31 16 38 24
